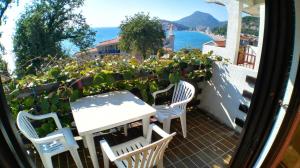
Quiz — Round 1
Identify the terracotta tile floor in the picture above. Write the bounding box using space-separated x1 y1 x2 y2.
28 108 240 168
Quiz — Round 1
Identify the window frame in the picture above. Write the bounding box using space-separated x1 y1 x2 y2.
0 0 297 167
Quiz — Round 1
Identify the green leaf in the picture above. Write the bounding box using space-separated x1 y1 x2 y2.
169 71 180 84
93 73 104 84
50 104 58 112
23 97 34 107
48 67 61 79
122 70 134 80
101 70 115 84
70 89 80 102
50 94 59 105
40 99 50 113
140 89 148 103
149 81 158 93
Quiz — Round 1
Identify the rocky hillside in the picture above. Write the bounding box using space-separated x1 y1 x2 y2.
160 20 189 31
160 11 224 31
175 11 223 29
212 16 260 36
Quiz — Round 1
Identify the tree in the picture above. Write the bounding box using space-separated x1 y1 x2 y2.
212 24 227 36
13 0 95 77
119 13 165 61
212 16 259 36
0 57 8 74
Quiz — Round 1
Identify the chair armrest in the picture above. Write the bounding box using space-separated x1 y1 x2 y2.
100 140 117 161
34 133 65 144
27 112 63 129
146 124 175 143
170 99 191 108
151 124 170 138
152 84 175 105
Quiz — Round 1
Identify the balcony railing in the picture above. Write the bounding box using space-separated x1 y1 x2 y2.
237 45 257 69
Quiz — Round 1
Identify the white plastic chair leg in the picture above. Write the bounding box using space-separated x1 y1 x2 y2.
158 159 164 168
180 114 187 138
124 124 128 136
41 156 53 168
83 137 88 148
163 119 171 133
101 148 110 168
70 149 83 168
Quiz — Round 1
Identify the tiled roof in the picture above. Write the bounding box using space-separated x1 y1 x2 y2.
214 40 226 47
75 48 98 57
87 48 98 52
97 37 121 47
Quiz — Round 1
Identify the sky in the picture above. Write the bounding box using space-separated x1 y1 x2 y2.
81 0 228 27
0 0 227 72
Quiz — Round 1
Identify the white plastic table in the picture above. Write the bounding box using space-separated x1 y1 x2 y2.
70 90 156 168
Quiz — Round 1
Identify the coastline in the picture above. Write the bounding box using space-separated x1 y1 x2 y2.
65 28 214 54
198 30 225 41
178 29 225 41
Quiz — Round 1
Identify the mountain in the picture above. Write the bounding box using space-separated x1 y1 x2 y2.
175 11 222 29
160 20 189 31
241 16 259 36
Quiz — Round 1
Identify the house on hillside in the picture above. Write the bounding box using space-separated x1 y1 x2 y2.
75 37 124 63
74 48 99 63
96 37 124 56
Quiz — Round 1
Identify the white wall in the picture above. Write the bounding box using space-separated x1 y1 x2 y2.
225 0 242 64
198 62 257 132
202 45 229 59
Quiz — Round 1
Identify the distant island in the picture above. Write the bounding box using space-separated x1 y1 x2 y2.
160 11 259 36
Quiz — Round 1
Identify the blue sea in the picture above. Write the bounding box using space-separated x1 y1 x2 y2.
63 27 212 54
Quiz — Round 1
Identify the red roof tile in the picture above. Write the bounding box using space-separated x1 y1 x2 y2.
97 37 121 47
214 40 226 47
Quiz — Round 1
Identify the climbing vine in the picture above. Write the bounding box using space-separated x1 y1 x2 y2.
4 49 217 136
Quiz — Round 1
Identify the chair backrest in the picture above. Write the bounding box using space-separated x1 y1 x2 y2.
117 133 176 168
172 80 195 109
17 111 39 141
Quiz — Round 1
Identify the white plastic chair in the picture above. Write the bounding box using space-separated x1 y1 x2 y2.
152 80 195 138
100 124 176 168
17 111 83 168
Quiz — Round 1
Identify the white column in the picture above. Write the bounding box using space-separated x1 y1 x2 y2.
225 0 242 64
254 4 265 71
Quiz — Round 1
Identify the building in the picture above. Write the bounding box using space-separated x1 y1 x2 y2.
96 37 123 55
163 24 175 51
203 0 265 71
75 37 124 63
203 40 226 47
75 48 99 63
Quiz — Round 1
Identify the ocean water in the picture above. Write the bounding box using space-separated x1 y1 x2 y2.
63 27 212 54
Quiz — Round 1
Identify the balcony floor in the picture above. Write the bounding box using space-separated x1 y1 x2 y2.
29 108 240 168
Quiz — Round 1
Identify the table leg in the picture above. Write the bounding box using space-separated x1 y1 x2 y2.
84 134 99 168
83 137 88 148
142 117 150 137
